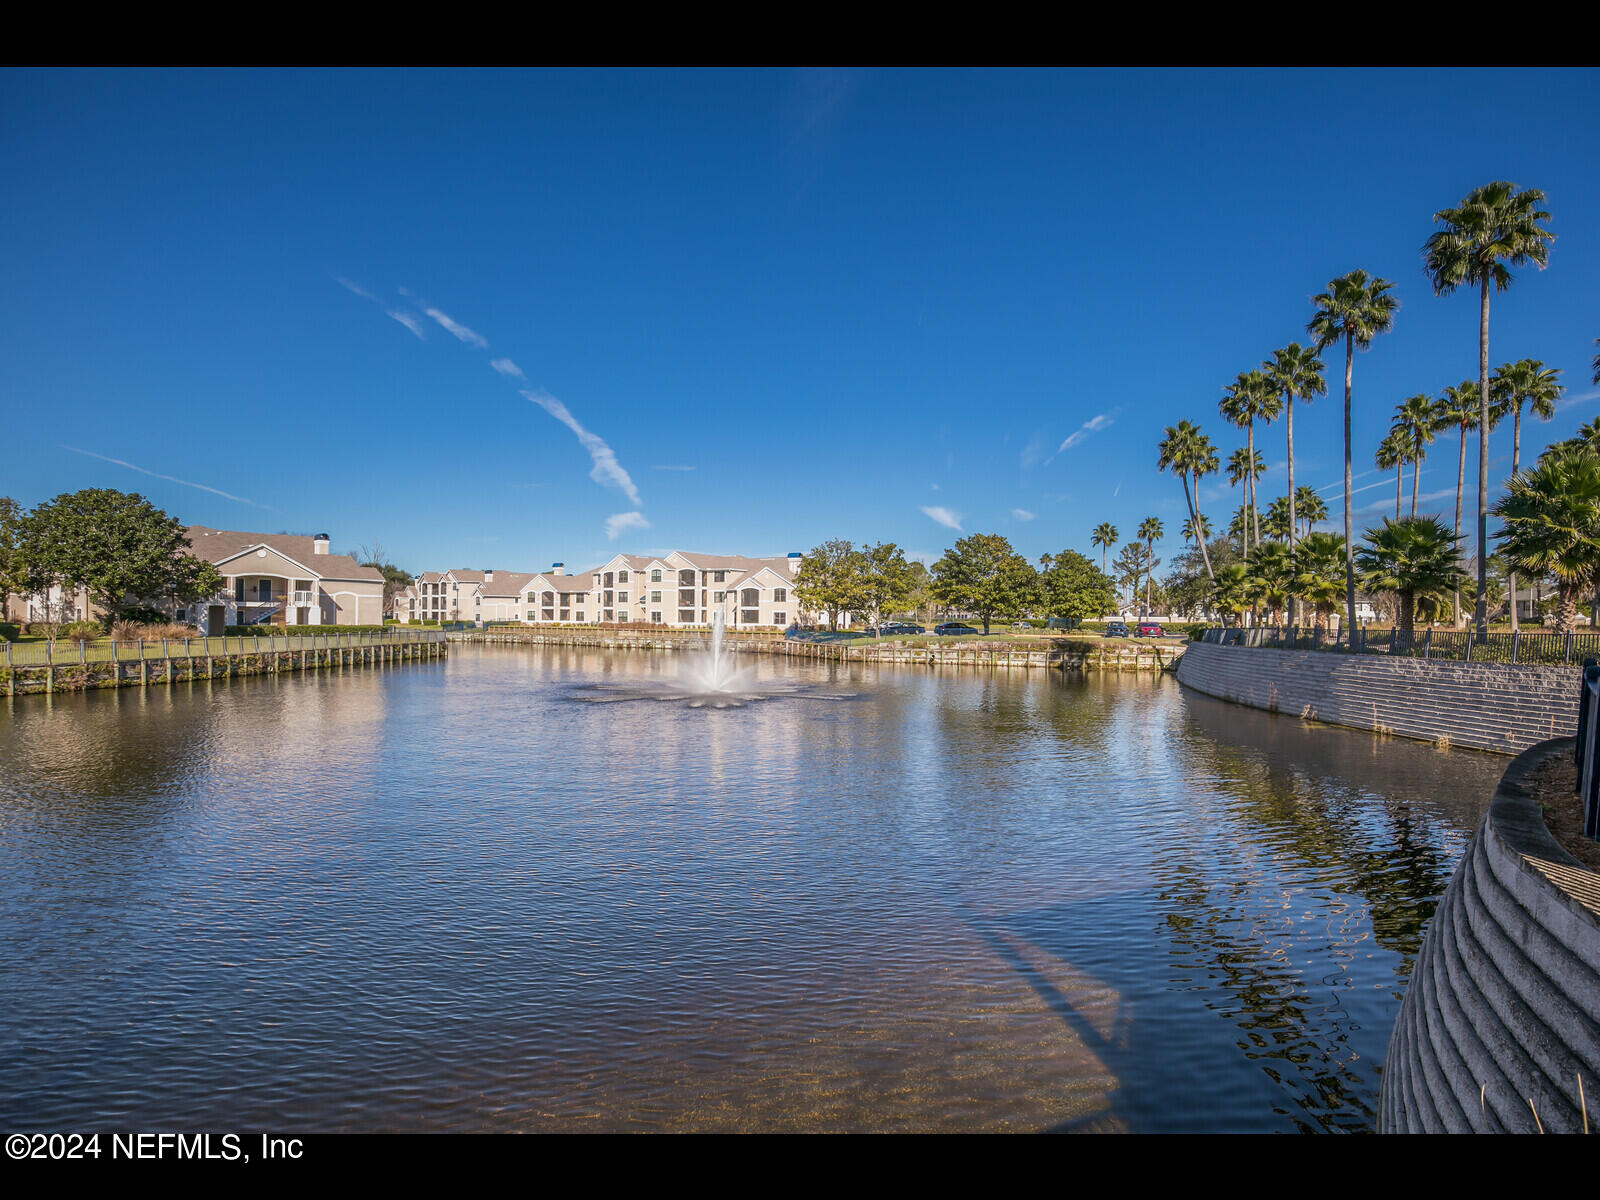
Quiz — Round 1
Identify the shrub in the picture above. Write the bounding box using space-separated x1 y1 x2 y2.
0 622 17 643
1185 623 1209 641
25 620 62 639
62 620 104 644
118 605 175 625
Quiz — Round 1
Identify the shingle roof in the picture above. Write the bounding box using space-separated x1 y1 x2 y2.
481 571 538 598
185 527 383 582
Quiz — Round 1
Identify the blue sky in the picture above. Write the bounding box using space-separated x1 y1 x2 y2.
2 68 1596 576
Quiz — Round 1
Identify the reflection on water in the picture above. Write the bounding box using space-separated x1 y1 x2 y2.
0 646 1502 1132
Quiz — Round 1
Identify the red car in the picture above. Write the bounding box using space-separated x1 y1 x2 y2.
1134 622 1164 638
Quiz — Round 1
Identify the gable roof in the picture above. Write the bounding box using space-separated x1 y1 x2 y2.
481 571 538 598
185 527 382 583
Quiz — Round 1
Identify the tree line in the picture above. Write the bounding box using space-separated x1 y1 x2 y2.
1135 179 1596 638
792 535 1118 635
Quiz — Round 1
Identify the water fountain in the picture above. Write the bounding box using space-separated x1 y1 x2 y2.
574 609 852 708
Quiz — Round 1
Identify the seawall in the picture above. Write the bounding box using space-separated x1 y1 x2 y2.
1379 738 1600 1132
458 628 1184 672
1175 640 1578 755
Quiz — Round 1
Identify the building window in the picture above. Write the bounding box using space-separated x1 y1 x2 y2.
713 591 725 603
713 571 726 583
774 588 787 603
650 611 662 623
575 612 585 622
650 569 661 582
618 570 629 582
773 612 786 626
618 592 629 604
650 591 661 603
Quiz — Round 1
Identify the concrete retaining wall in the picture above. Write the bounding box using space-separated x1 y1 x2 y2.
1176 640 1578 755
1380 739 1600 1132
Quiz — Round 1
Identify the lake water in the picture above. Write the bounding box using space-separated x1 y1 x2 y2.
0 644 1504 1132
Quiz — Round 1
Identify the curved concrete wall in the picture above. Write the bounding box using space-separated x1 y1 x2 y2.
1176 640 1578 755
1380 739 1600 1133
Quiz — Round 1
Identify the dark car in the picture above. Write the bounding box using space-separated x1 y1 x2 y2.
1135 622 1164 638
935 623 981 636
1103 621 1130 638
881 622 925 636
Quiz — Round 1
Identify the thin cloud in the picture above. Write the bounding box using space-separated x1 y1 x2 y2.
522 388 642 507
61 446 271 508
336 276 426 340
425 306 489 348
1051 408 1120 459
1019 431 1050 469
605 511 650 541
921 505 963 531
335 276 377 301
1012 508 1036 522
387 310 426 340
490 358 525 379
650 464 696 472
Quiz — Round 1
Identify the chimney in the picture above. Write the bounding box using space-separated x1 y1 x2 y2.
314 533 330 556
485 569 494 583
551 562 565 577
787 551 803 571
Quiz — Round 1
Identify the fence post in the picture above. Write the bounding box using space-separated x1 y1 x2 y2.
1425 628 1432 660
1580 661 1599 772
78 640 85 666
1512 629 1521 664
1566 630 1575 664
1464 629 1472 662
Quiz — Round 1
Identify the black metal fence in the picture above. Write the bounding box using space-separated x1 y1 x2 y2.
1199 624 1600 666
1575 661 1600 840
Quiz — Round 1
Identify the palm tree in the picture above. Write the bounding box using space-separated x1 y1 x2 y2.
1492 358 1564 631
1356 517 1467 646
1227 503 1252 555
1391 394 1438 516
1137 517 1163 615
1226 446 1265 550
1375 429 1409 520
1248 541 1297 625
1212 564 1255 628
1293 531 1349 631
1182 512 1211 546
1090 523 1118 577
1435 381 1496 627
1309 270 1400 643
1158 421 1219 582
1494 446 1600 635
1220 369 1279 550
1294 485 1328 537
1264 343 1327 621
1423 180 1555 636
1261 496 1292 541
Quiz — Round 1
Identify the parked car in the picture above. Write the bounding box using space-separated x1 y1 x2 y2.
935 623 981 636
881 622 925 635
1135 622 1165 638
1103 621 1130 638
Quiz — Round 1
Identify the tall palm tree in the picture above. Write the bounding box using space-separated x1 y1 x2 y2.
1158 421 1219 582
1137 517 1163 615
1375 429 1409 520
1220 369 1279 551
1492 358 1564 631
1435 381 1493 627
1227 503 1252 555
1090 523 1118 577
1356 516 1467 645
1494 446 1600 635
1294 485 1329 537
1226 446 1265 551
1182 512 1211 546
1391 394 1437 517
1423 180 1555 635
1264 343 1327 621
1309 270 1400 642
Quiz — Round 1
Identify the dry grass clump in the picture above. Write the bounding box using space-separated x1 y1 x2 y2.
109 620 198 643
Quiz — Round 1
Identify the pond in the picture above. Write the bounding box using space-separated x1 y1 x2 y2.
0 644 1503 1132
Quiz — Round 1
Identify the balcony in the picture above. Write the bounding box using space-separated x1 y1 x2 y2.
292 590 314 606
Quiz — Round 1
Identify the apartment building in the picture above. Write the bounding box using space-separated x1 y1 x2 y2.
183 527 385 633
509 551 811 629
